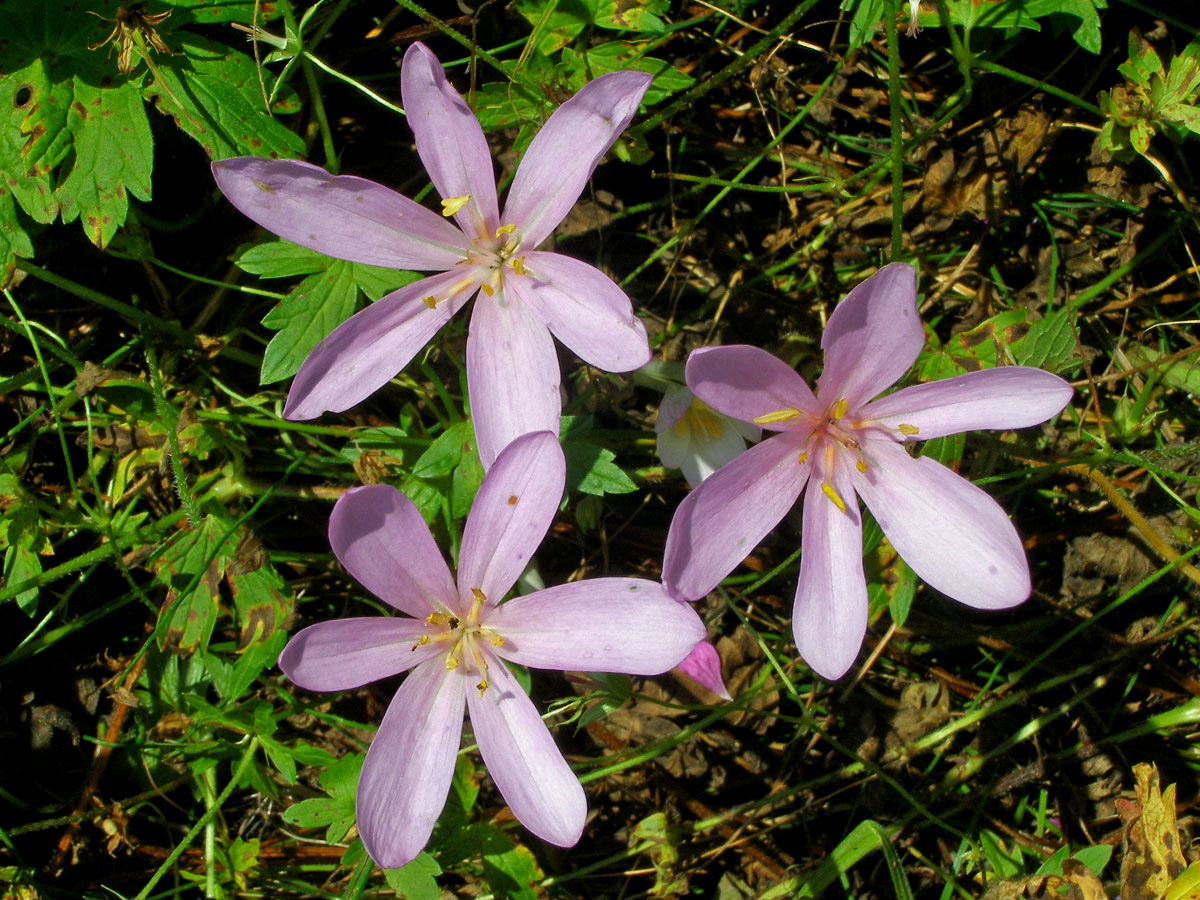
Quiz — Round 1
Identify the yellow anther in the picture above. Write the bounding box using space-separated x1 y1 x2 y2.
421 295 437 309
830 398 848 420
426 612 451 626
479 283 495 297
510 257 526 276
471 588 487 605
495 224 516 238
489 634 505 646
898 423 920 436
753 408 802 425
798 452 808 464
440 195 470 216
411 634 430 650
445 656 460 670
476 680 488 697
820 482 847 513
856 459 868 473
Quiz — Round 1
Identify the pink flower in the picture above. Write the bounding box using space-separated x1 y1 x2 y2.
279 432 705 868
661 264 1073 680
212 42 651 468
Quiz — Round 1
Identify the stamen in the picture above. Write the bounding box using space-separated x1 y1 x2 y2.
421 295 437 309
510 257 526 276
445 656 459 670
856 459 868 473
753 408 802 425
898 423 920 436
411 634 430 650
479 283 494 297
489 633 504 646
798 452 808 464
830 398 849 421
441 195 470 217
476 679 488 697
426 612 452 627
495 224 516 238
820 482 847 513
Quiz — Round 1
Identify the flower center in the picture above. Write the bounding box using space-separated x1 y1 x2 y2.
674 398 724 440
411 588 505 696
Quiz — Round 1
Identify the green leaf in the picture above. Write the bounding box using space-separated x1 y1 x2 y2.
0 0 154 249
234 240 329 279
281 752 364 844
0 187 34 284
384 852 442 900
144 34 305 160
451 438 485 519
1071 844 1112 877
257 259 419 385
1125 345 1200 396
1014 308 1076 373
152 516 233 655
157 0 284 25
412 423 470 479
481 831 543 900
569 43 693 105
564 441 637 496
57 78 153 247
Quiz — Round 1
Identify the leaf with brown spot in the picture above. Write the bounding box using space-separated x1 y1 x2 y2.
1119 763 1188 900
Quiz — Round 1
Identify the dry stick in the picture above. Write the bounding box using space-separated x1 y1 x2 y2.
47 653 148 874
1066 463 1200 590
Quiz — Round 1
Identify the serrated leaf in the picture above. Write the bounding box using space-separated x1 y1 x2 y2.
152 516 233 655
281 752 364 844
1015 308 1076 372
255 250 420 385
144 33 304 160
0 0 155 247
57 78 153 247
0 187 34 285
259 266 358 385
564 442 637 496
570 43 693 105
384 852 442 900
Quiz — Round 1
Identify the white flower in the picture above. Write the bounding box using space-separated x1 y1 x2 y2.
656 384 759 487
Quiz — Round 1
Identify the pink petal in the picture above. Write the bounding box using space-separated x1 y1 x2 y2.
655 383 693 433
466 648 586 847
817 263 923 410
676 640 732 700
859 367 1073 440
662 433 808 602
457 432 565 610
211 157 470 270
357 660 466 869
686 345 820 427
792 465 867 680
511 251 649 372
851 438 1030 609
465 289 562 469
489 579 705 673
278 618 444 691
502 71 651 248
329 484 459 618
283 268 478 420
401 42 499 240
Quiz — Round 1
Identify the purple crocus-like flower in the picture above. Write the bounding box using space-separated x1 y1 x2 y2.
279 431 705 868
212 42 652 468
662 264 1073 680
